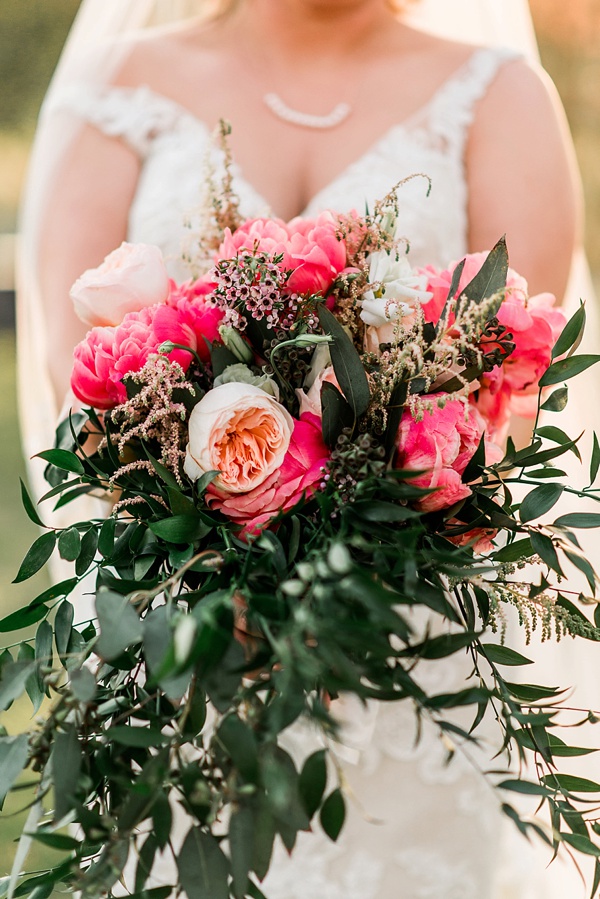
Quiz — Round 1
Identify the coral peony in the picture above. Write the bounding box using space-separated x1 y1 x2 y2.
285 212 348 294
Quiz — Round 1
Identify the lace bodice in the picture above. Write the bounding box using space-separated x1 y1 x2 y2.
57 46 517 281
55 46 579 899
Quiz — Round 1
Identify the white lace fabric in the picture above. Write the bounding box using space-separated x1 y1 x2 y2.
52 45 585 899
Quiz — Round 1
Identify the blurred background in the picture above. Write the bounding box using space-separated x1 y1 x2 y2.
0 0 599 877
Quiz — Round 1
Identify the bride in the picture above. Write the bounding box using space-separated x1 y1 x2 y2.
17 0 591 896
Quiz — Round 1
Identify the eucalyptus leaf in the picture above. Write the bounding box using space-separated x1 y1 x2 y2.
319 789 346 842
539 354 600 388
321 381 355 449
0 735 30 810
540 387 569 413
13 532 56 584
58 528 81 562
519 484 564 524
176 829 230 899
299 750 328 819
51 727 82 821
95 591 142 662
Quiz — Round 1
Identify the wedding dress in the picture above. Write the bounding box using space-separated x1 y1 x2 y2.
43 45 592 899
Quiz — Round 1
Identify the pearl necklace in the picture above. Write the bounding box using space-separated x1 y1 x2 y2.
263 92 352 129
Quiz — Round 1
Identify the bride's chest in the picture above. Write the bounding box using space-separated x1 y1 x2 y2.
128 118 469 280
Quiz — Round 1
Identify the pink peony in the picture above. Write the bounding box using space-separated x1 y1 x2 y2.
418 253 529 326
153 290 224 368
285 212 348 294
473 291 566 439
218 218 293 267
71 308 160 409
207 413 330 534
395 398 499 514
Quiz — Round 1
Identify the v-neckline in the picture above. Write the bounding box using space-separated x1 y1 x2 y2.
115 45 495 219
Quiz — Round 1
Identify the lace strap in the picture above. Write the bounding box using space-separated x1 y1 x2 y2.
48 84 187 157
417 46 522 150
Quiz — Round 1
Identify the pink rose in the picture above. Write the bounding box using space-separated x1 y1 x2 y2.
70 242 170 327
208 413 329 534
286 212 347 294
446 523 498 555
184 382 294 493
71 308 160 409
396 398 499 513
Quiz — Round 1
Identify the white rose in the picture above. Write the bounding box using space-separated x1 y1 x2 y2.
184 383 294 493
360 251 432 328
70 242 170 327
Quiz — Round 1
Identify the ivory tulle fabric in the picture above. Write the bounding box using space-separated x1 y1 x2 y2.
46 46 599 898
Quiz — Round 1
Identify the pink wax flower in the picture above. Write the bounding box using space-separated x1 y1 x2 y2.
207 413 330 535
395 398 499 514
285 212 348 294
71 307 160 409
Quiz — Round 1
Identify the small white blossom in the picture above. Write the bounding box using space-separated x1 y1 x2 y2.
360 252 432 328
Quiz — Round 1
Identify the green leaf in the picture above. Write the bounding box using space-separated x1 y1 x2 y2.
530 531 563 577
317 306 370 417
176 828 230 899
505 682 561 702
552 303 586 359
27 833 80 852
544 775 600 794
320 789 346 842
0 735 30 810
152 792 173 851
13 532 56 583
554 513 600 529
149 516 210 544
436 258 465 334
18 644 43 713
216 715 259 784
51 727 82 821
402 632 479 660
58 528 81 562
560 833 600 856
35 449 85 475
105 726 166 748
539 354 600 388
98 517 116 557
384 379 409 458
229 805 253 899
143 607 191 701
519 484 564 523
592 433 600 486
54 600 75 663
455 236 508 317
493 538 534 563
535 426 581 460
19 479 45 528
0 661 35 710
540 387 569 413
35 620 53 671
299 750 328 819
479 645 533 667
498 779 551 796
31 579 79 609
321 381 354 449
75 528 99 577
95 591 142 662
69 667 97 703
0 604 48 634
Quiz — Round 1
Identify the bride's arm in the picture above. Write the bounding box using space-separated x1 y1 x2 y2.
37 125 141 408
466 58 582 302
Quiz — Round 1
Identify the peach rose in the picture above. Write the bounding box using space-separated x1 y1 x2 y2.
208 413 329 535
70 242 170 327
184 383 294 493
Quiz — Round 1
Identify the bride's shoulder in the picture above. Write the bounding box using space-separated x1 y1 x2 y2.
111 18 230 93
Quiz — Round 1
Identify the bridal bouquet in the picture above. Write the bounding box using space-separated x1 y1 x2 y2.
4 181 600 899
